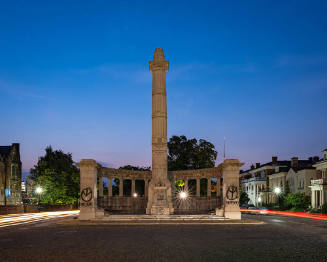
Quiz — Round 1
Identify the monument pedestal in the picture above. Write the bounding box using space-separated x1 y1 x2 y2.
146 183 174 215
222 159 243 220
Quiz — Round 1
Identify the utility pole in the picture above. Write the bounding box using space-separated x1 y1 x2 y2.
224 137 226 160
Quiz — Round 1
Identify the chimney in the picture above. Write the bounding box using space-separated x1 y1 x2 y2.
272 156 278 165
291 157 298 168
250 164 255 170
256 163 260 169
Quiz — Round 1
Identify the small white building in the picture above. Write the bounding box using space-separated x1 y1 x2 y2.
310 149 327 209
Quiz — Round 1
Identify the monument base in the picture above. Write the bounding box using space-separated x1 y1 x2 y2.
224 211 241 220
79 207 96 220
146 184 174 215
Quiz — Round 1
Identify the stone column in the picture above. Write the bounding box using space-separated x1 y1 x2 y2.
146 48 174 215
119 178 123 197
207 178 211 197
216 177 221 197
76 159 101 220
221 159 243 220
184 178 188 192
145 179 149 197
108 177 112 197
99 176 103 197
132 178 136 196
196 178 200 197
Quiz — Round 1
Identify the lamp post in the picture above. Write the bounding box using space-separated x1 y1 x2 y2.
274 187 281 207
258 196 262 207
35 186 42 206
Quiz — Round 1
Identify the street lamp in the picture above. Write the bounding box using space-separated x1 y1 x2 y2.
274 187 281 207
274 187 281 195
35 186 42 205
133 193 138 198
179 191 188 200
258 196 262 207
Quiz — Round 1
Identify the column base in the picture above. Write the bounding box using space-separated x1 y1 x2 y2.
79 207 96 220
224 211 241 220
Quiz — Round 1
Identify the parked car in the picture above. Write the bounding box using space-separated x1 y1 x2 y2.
240 204 248 209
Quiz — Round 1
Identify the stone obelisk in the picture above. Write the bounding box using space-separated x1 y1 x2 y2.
146 48 174 215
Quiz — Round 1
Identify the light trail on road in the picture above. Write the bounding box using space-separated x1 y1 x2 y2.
0 211 79 228
241 209 327 221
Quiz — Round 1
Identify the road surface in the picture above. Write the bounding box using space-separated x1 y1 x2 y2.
0 212 326 262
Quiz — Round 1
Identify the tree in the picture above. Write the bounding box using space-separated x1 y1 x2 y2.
30 146 80 205
240 191 250 206
119 165 151 171
167 135 217 171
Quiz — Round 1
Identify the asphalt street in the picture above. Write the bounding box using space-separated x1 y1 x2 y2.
0 213 326 262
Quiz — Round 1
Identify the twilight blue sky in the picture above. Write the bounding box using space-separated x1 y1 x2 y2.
1 0 327 177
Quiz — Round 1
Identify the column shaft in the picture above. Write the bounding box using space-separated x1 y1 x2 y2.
207 178 211 197
184 178 188 192
99 177 103 197
119 178 123 197
196 178 200 197
132 179 136 195
145 179 148 197
108 178 112 197
216 177 221 197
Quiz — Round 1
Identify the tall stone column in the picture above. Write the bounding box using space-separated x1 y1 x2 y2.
196 178 200 197
184 178 188 192
221 159 243 220
216 177 221 197
132 178 136 196
99 176 103 197
77 159 101 220
207 178 211 197
108 177 112 197
145 179 148 197
146 48 174 215
119 178 123 197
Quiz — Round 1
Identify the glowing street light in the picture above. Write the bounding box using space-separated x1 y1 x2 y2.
36 187 43 194
35 186 43 206
258 196 262 202
274 187 281 195
133 193 138 198
179 191 188 200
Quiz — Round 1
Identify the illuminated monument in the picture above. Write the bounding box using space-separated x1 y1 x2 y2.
77 48 243 220
146 48 174 215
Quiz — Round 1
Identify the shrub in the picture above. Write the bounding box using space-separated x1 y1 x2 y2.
285 193 310 210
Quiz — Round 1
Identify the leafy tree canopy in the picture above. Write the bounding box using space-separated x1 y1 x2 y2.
119 165 151 171
168 135 218 171
30 146 80 205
